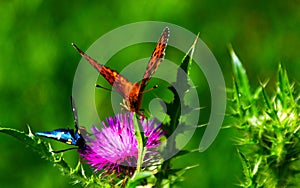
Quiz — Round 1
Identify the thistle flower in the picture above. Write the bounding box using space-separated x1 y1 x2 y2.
80 113 165 174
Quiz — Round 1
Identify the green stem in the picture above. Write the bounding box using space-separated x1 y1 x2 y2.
133 113 145 174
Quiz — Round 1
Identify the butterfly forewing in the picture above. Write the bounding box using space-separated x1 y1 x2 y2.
140 27 170 91
72 43 134 99
71 96 79 130
72 27 169 113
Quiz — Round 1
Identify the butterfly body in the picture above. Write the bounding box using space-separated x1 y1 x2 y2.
72 27 169 113
127 82 141 112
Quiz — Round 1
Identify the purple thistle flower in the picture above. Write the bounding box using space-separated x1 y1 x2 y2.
80 113 165 174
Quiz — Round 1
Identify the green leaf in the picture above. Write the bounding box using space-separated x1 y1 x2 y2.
179 33 199 76
229 46 252 99
157 34 199 187
277 64 294 109
163 35 199 156
173 149 193 158
261 86 280 122
0 126 72 172
229 58 300 187
0 126 54 159
127 171 154 188
236 149 253 187
0 126 97 187
155 165 199 187
229 46 257 116
165 33 199 136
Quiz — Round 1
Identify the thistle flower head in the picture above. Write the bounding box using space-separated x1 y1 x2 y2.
80 113 164 174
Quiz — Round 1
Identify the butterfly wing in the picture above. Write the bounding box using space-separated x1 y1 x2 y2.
36 98 86 150
140 27 170 92
71 96 79 130
72 27 169 113
35 128 76 145
72 43 134 99
70 96 88 147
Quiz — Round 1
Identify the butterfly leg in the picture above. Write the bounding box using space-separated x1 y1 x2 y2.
51 147 79 153
95 84 113 92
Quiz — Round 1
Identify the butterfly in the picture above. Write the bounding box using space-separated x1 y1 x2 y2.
35 97 86 152
72 27 170 113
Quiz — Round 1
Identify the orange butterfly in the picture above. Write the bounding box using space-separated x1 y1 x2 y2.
72 27 169 113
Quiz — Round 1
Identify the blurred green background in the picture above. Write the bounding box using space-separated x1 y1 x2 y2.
0 0 299 187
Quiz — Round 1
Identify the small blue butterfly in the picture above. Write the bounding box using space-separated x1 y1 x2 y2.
35 97 86 152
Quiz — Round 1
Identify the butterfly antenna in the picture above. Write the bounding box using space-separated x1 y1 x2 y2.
141 85 158 94
70 96 79 130
95 84 113 92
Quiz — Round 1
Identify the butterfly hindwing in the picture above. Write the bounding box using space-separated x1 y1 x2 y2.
35 128 76 145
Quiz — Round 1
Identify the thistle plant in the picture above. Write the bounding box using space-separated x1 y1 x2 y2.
80 113 165 174
228 48 300 187
0 34 199 187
